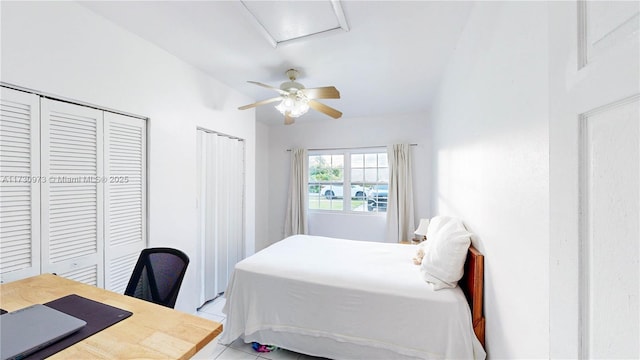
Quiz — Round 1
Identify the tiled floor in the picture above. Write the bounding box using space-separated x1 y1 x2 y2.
196 297 328 360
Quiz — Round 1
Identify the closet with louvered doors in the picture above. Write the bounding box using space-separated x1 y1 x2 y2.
0 88 41 283
40 99 105 286
0 87 147 292
103 112 147 293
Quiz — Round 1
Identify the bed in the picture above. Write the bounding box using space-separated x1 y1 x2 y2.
220 234 486 360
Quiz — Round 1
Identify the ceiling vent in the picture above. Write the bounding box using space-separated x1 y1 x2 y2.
240 0 349 47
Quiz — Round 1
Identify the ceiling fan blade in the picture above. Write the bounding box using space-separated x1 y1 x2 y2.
247 81 288 96
301 86 340 99
238 97 282 110
284 112 295 125
308 100 342 119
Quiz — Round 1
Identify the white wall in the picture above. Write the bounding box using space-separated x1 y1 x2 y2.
0 1 258 312
429 2 549 358
266 113 431 246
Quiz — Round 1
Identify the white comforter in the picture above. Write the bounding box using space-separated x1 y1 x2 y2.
221 235 486 360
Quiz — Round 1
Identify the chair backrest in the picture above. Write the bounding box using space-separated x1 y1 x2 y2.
124 248 189 308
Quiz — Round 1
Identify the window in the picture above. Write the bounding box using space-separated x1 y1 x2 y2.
308 149 388 213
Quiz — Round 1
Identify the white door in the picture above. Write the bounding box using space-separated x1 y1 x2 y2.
197 130 245 305
103 112 147 293
40 98 104 286
549 1 639 358
0 88 147 287
0 88 41 283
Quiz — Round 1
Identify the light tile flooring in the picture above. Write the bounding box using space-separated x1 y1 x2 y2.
196 297 328 360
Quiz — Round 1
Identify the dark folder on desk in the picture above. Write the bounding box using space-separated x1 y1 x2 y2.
23 294 132 360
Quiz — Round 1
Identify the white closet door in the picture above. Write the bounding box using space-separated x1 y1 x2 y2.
103 112 146 293
198 130 245 302
0 88 40 283
224 137 244 289
40 99 104 287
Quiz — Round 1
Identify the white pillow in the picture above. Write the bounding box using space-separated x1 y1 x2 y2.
420 217 471 290
425 215 458 241
422 216 456 256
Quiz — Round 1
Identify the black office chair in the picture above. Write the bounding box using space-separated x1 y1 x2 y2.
124 247 189 309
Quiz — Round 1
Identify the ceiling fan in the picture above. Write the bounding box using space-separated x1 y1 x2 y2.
238 69 342 125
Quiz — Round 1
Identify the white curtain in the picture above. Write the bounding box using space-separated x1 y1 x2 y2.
197 130 245 304
386 144 415 242
284 148 308 237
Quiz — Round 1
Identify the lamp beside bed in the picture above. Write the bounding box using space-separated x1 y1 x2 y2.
413 218 430 243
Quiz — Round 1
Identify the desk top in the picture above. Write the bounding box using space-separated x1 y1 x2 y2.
0 274 222 359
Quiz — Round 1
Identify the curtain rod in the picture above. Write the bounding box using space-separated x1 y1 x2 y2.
196 126 245 141
286 144 417 152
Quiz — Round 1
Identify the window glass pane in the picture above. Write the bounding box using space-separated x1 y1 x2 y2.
308 155 320 182
350 195 367 211
309 192 344 210
320 184 335 198
308 182 320 196
367 183 388 213
332 155 344 169
351 168 364 183
310 155 343 182
378 153 388 167
309 155 321 167
364 153 377 167
364 168 378 182
351 154 364 168
320 154 332 165
308 184 321 210
332 201 342 210
378 168 389 182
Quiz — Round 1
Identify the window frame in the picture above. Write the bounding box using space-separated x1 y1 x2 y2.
308 147 388 215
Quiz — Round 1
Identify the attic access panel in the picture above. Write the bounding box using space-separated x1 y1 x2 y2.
241 0 349 47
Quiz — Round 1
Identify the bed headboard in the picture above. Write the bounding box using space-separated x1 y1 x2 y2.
460 244 485 347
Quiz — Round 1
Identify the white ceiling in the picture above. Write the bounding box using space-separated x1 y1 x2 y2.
79 1 473 126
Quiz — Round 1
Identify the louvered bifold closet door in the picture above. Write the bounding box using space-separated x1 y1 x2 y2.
40 99 104 287
104 112 146 293
0 88 40 283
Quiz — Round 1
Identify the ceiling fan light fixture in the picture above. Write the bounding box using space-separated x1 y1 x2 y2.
275 94 310 118
239 68 341 124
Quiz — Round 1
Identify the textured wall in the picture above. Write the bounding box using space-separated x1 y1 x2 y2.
429 2 550 357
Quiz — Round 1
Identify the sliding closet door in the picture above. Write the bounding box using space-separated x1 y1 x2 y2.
0 88 41 283
40 98 104 286
197 130 245 303
213 135 245 295
1 87 147 287
103 112 146 293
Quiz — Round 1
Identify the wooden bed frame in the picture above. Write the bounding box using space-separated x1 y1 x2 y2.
460 244 485 347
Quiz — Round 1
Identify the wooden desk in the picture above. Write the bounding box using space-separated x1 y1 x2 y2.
0 274 222 359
